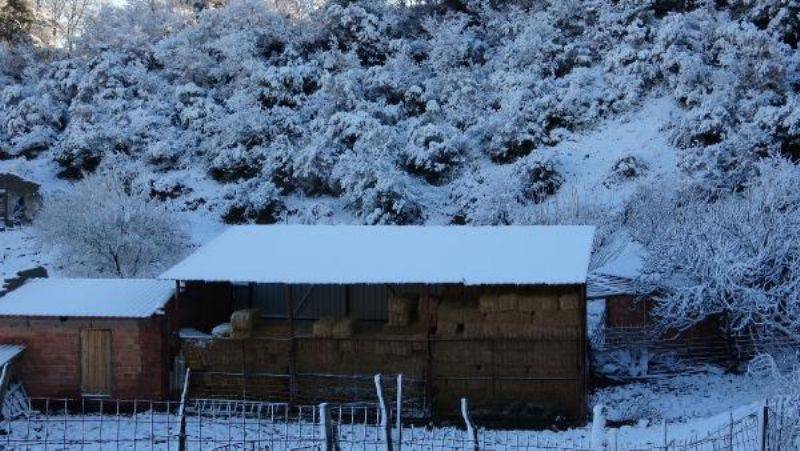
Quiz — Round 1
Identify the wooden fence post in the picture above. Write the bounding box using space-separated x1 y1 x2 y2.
396 374 403 450
0 363 10 421
374 374 393 451
728 410 734 451
177 368 191 451
758 400 768 451
609 428 618 451
319 402 340 451
461 398 478 451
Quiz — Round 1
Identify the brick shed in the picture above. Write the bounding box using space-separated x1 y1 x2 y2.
161 225 595 422
0 279 176 400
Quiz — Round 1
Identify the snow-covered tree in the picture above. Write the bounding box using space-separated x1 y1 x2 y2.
635 160 800 339
36 168 190 277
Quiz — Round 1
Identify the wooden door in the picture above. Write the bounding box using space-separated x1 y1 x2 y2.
80 329 112 395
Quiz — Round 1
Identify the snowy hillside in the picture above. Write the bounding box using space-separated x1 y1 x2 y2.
4 0 799 233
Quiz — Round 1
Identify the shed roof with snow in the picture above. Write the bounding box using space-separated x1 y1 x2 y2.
160 225 595 286
0 344 24 366
0 279 175 318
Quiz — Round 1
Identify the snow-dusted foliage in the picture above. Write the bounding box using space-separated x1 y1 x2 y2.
1 0 800 228
35 167 190 277
633 160 800 339
219 178 285 224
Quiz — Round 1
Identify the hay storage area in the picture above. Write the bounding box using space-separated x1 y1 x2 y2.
180 282 587 421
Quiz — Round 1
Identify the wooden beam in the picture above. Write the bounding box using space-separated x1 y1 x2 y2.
286 285 297 407
293 285 315 316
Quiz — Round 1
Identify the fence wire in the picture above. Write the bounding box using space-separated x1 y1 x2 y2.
0 395 797 450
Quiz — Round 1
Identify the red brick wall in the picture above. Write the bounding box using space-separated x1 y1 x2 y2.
0 309 173 400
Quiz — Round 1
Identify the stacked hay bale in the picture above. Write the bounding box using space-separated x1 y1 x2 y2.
432 286 584 416
312 317 337 337
387 293 418 327
230 309 260 339
311 317 360 338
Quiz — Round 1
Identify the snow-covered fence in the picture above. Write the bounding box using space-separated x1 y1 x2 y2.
0 393 793 450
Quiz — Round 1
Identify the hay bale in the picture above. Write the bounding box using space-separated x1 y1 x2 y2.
230 309 260 339
518 291 560 312
559 291 581 310
479 292 518 313
484 311 534 324
332 317 359 338
388 294 418 327
312 317 337 338
438 300 483 323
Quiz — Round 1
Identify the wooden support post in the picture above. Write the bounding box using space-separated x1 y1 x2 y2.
374 374 392 451
344 285 351 317
460 398 478 451
396 374 403 450
177 368 191 451
423 288 434 418
286 285 297 408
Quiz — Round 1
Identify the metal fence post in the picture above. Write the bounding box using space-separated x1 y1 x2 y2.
374 374 392 451
178 368 191 451
396 374 403 450
461 398 478 451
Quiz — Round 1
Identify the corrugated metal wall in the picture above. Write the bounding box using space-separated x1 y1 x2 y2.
235 283 390 321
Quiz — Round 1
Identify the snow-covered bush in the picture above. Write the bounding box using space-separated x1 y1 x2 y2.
604 155 649 187
209 146 263 182
220 179 285 224
335 127 423 225
400 123 462 184
637 159 800 339
35 168 190 277
514 156 564 204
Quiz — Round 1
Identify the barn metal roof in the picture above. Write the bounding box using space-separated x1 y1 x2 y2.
0 344 24 366
160 225 596 286
0 279 175 318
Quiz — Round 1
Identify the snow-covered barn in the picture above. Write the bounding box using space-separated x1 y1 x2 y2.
0 279 177 400
162 225 595 421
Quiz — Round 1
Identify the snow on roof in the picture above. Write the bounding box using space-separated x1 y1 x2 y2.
586 273 636 299
0 279 175 318
0 344 24 366
160 225 596 286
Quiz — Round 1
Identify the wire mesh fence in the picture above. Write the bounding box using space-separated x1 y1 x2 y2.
0 391 797 450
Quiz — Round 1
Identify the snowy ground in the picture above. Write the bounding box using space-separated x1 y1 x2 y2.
0 228 48 282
